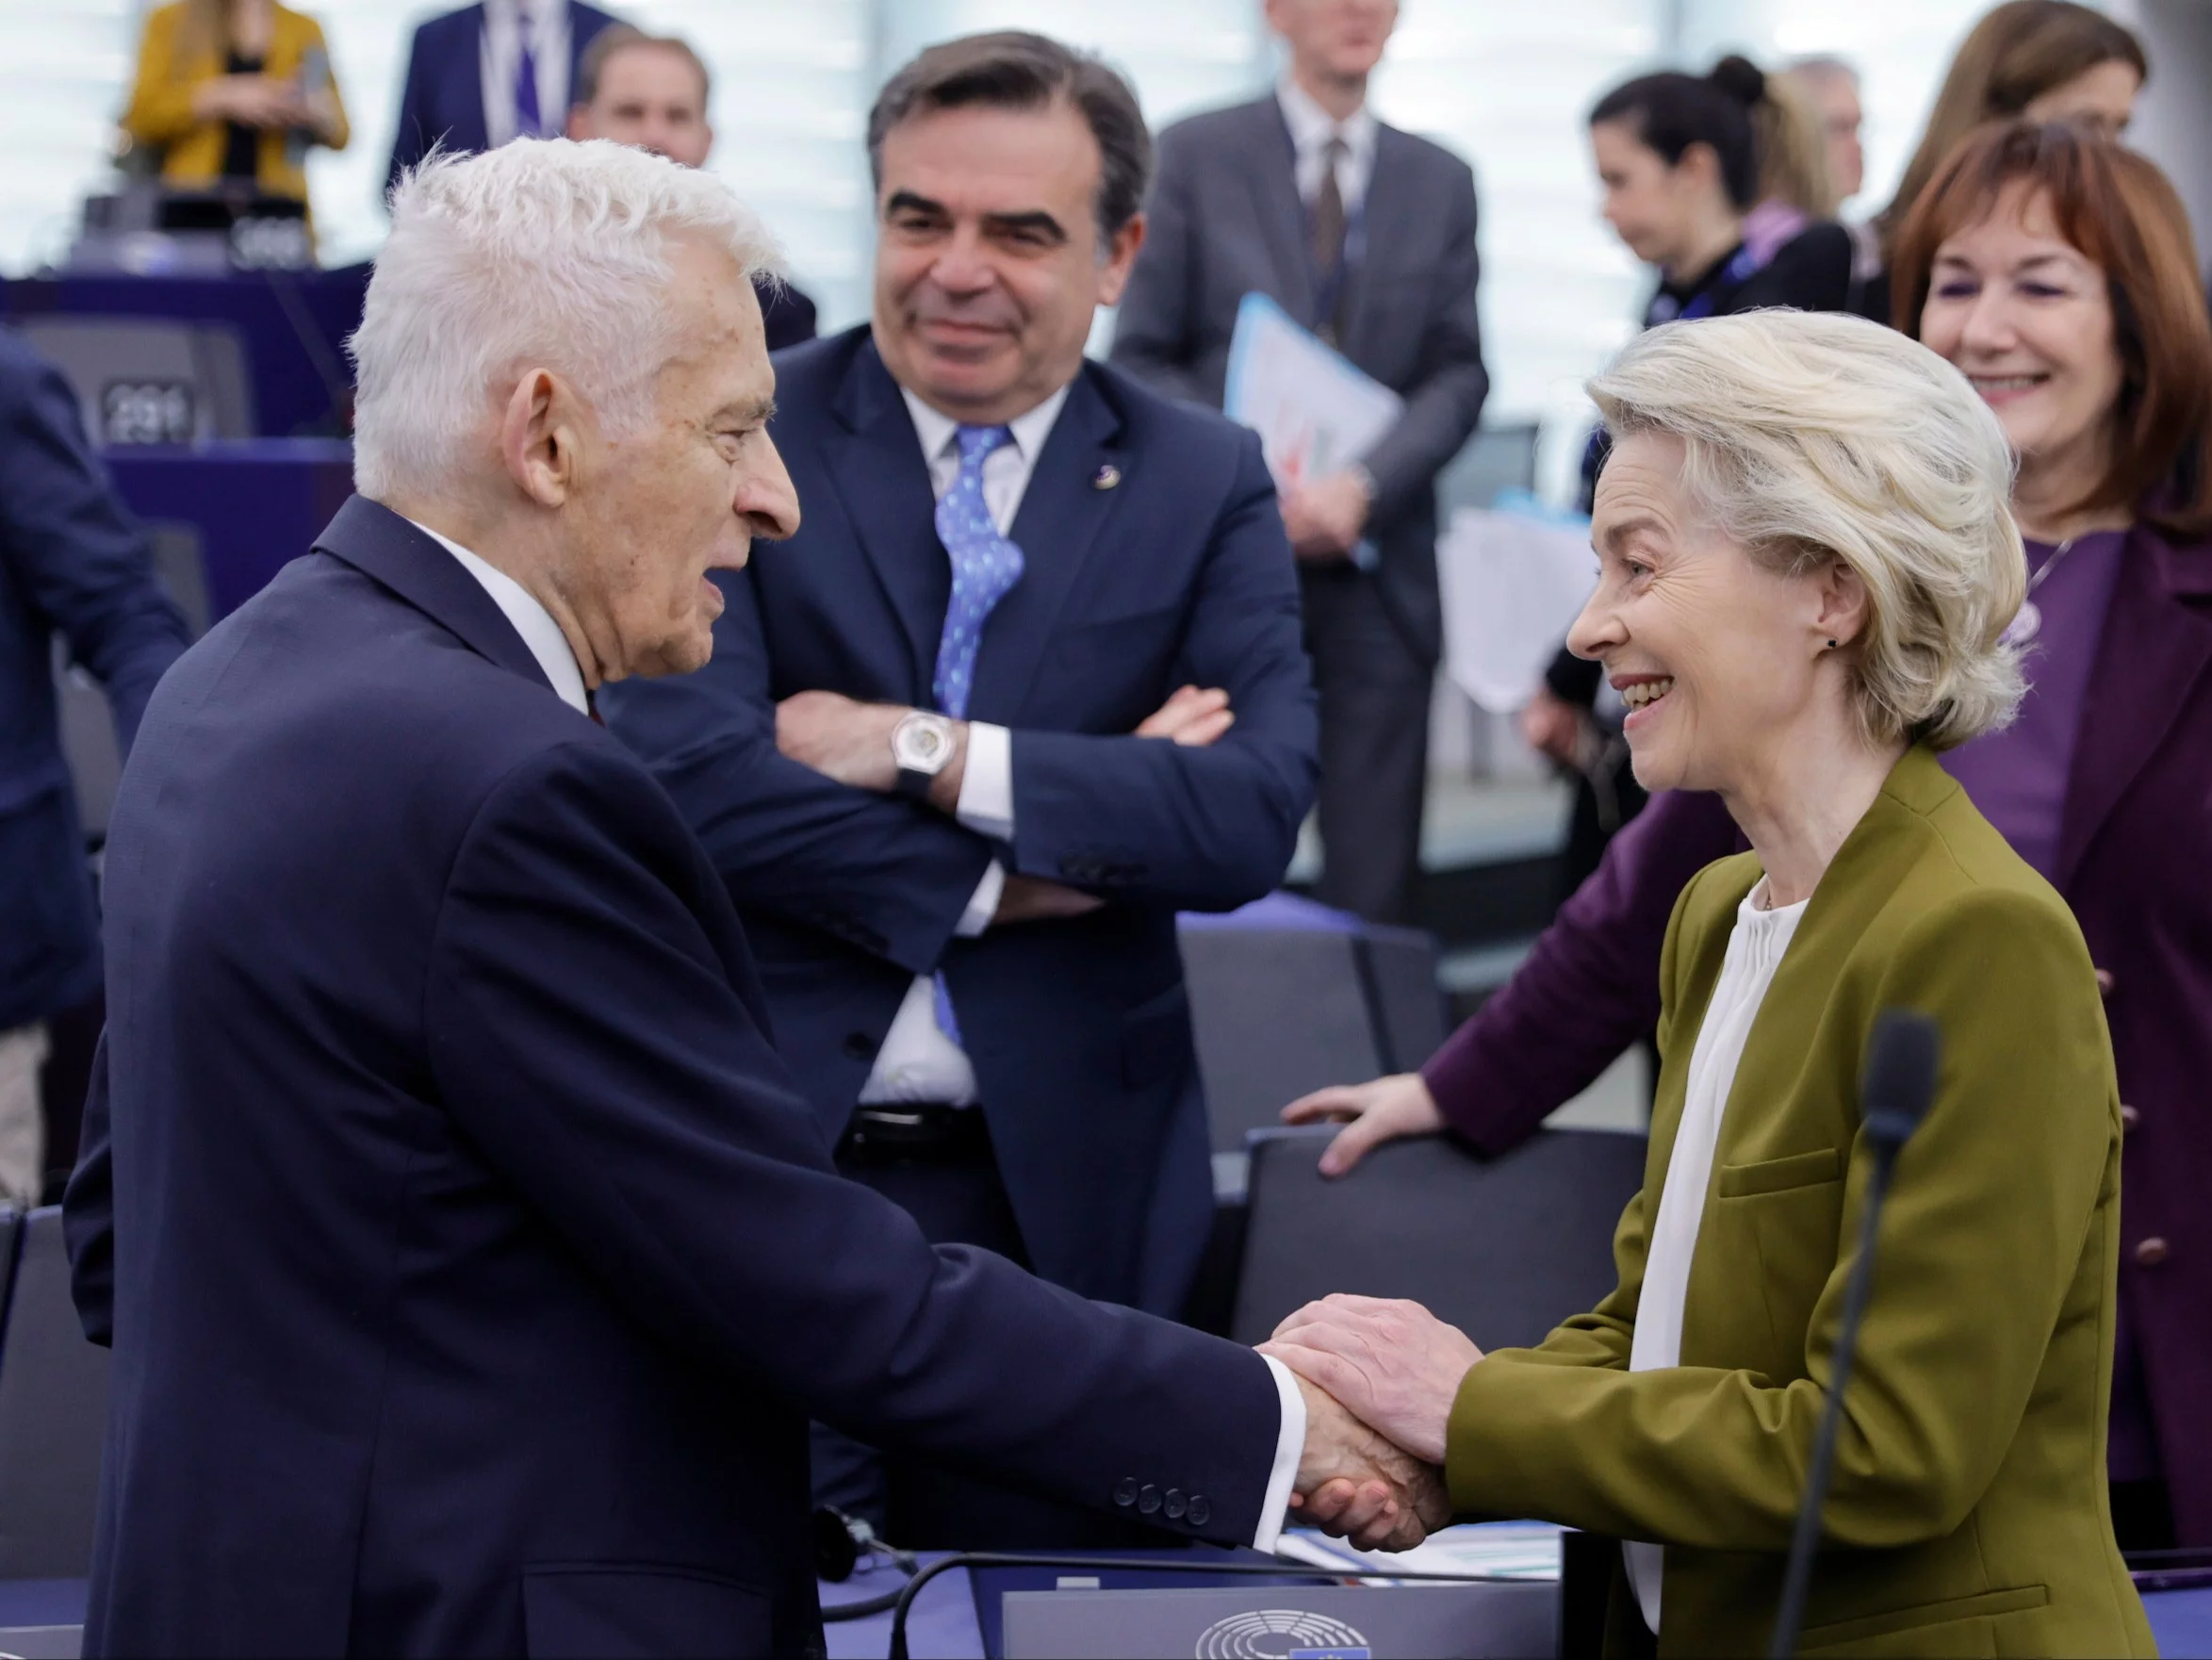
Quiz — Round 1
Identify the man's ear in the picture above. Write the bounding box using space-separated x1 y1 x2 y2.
498 369 578 509
1095 211 1148 307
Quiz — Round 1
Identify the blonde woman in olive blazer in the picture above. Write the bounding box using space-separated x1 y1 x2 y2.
1267 311 2154 1657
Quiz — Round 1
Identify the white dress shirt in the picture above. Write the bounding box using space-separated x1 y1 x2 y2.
852 386 1068 1109
1625 880 1809 1633
413 519 589 716
418 508 1307 1548
479 0 573 149
1277 77 1380 218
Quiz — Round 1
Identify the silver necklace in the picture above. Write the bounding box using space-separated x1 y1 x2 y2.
2002 536 2076 649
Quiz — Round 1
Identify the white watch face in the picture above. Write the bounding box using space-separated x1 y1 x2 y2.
894 714 953 773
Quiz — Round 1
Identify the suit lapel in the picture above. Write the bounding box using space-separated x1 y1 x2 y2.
1247 100 1318 327
313 494 554 694
824 340 946 705
965 368 1130 722
1341 125 1417 364
2056 524 2212 888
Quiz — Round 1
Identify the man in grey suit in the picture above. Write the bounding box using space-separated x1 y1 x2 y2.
1111 0 1486 925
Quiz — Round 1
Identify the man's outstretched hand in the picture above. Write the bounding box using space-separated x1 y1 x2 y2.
1266 1296 1483 1468
1288 1374 1450 1553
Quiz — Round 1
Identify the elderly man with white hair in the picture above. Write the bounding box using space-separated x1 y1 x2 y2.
61 140 1440 1659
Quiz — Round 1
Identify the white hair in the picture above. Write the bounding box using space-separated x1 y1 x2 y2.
349 139 781 500
1588 309 2026 750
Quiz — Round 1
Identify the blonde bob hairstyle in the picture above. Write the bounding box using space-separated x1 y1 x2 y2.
1587 309 2025 751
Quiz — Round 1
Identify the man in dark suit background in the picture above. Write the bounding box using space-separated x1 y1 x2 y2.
385 0 622 195
565 25 818 352
1111 0 1487 926
65 137 1434 1658
0 329 188 1208
602 32 1319 1546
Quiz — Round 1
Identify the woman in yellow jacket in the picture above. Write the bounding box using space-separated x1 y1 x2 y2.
123 0 349 208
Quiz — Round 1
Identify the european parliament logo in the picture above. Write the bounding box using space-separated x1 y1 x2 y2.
1193 1606 1373 1659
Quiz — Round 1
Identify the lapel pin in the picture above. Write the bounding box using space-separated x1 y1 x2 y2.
1091 463 1122 491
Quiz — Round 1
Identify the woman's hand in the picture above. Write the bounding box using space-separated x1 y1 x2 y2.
1282 1072 1445 1177
192 74 309 129
1262 1295 1484 1467
1518 686 1587 768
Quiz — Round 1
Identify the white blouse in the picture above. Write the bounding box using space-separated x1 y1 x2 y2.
1626 880 1809 1634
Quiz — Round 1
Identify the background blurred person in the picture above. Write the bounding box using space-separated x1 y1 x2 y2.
1782 55 1865 205
385 0 620 197
0 332 189 1208
1275 307 2154 1657
1524 55 1855 905
603 32 1319 1548
565 27 816 350
1860 0 2146 318
1112 0 1487 928
1286 121 2212 1553
1740 66 1837 263
122 0 349 211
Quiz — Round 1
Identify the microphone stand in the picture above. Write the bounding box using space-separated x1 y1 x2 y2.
1768 1011 1940 1657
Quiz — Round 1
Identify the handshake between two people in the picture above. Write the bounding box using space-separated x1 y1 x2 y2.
775 682 1236 926
1273 1293 1486 1553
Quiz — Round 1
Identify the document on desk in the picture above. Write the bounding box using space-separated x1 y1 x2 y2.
1435 495 1599 714
1281 1520 1565 1585
1222 291 1402 492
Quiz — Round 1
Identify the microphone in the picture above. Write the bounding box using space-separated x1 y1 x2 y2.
1769 1009 1941 1657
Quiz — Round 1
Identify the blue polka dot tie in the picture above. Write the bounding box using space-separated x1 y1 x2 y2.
930 424 1024 1045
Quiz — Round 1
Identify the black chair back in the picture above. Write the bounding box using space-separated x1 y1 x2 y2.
0 1207 111 1578
1231 1125 1648 1351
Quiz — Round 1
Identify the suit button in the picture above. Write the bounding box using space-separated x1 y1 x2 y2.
2120 1104 2141 1132
1138 1484 1162 1516
1188 1495 1210 1527
842 1032 876 1061
1164 1489 1188 1520
1113 1477 1139 1508
2136 1237 2171 1266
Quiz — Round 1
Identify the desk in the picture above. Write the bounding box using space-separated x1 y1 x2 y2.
102 439 355 622
3 268 369 438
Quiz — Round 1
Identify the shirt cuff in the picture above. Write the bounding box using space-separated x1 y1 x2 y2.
1253 1355 1307 1553
956 859 1004 939
956 721 1014 842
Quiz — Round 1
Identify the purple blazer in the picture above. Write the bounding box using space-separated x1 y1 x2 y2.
1423 519 2212 1544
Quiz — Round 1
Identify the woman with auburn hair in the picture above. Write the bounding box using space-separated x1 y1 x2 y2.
1287 123 2212 1556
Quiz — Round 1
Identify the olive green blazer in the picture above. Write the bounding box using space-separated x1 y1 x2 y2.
1446 748 2154 1657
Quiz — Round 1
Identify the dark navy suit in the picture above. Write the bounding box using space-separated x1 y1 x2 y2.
603 329 1319 1314
385 1 622 195
0 328 188 1037
63 496 1281 1657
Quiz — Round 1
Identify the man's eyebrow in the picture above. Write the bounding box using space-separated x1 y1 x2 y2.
884 189 949 219
980 210 1068 243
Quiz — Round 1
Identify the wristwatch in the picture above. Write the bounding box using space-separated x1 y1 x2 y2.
892 710 957 799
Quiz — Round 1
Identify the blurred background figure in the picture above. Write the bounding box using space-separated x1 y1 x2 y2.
1782 55 1866 206
565 26 816 349
1867 0 2147 317
385 0 620 195
121 0 349 215
0 327 189 1207
1522 55 1856 908
1112 0 1486 929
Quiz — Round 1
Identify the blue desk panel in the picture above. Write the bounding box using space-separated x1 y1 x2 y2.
103 439 355 622
4 268 368 439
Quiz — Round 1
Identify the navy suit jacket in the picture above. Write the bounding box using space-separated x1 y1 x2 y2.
603 330 1319 1312
0 328 188 1032
385 1 622 195
63 496 1280 1658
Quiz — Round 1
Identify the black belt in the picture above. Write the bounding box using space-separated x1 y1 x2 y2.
840 1104 991 1164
